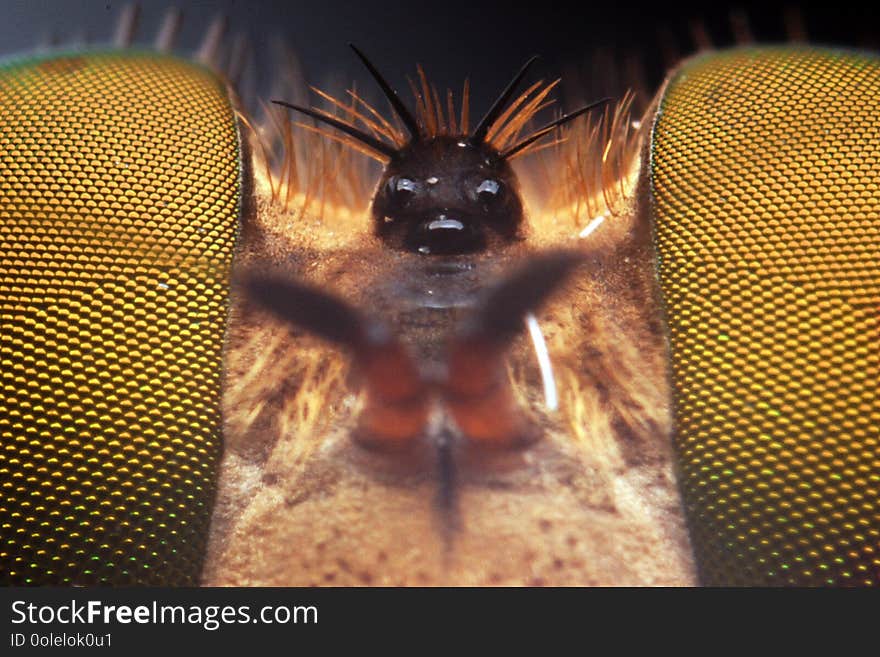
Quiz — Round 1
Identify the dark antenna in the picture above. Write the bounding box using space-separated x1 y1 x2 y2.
349 44 421 140
271 99 398 158
470 55 539 144
500 98 613 159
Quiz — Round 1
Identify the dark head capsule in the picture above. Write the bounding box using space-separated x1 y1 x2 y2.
273 46 609 256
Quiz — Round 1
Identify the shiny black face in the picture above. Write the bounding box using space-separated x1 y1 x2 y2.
274 49 608 256
372 136 524 255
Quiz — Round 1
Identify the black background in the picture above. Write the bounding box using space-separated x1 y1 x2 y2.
2 0 876 111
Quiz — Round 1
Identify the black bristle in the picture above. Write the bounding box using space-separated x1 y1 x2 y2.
349 44 422 140
501 97 612 159
271 99 398 158
470 55 539 143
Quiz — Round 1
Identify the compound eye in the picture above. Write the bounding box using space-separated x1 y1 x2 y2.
475 178 503 203
387 176 419 205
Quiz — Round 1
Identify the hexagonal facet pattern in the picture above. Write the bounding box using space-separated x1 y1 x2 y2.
0 52 240 584
652 47 880 585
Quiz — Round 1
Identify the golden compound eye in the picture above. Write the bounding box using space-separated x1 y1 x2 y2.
653 47 880 587
0 51 241 585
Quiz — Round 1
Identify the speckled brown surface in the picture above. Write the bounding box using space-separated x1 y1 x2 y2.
202 120 697 585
